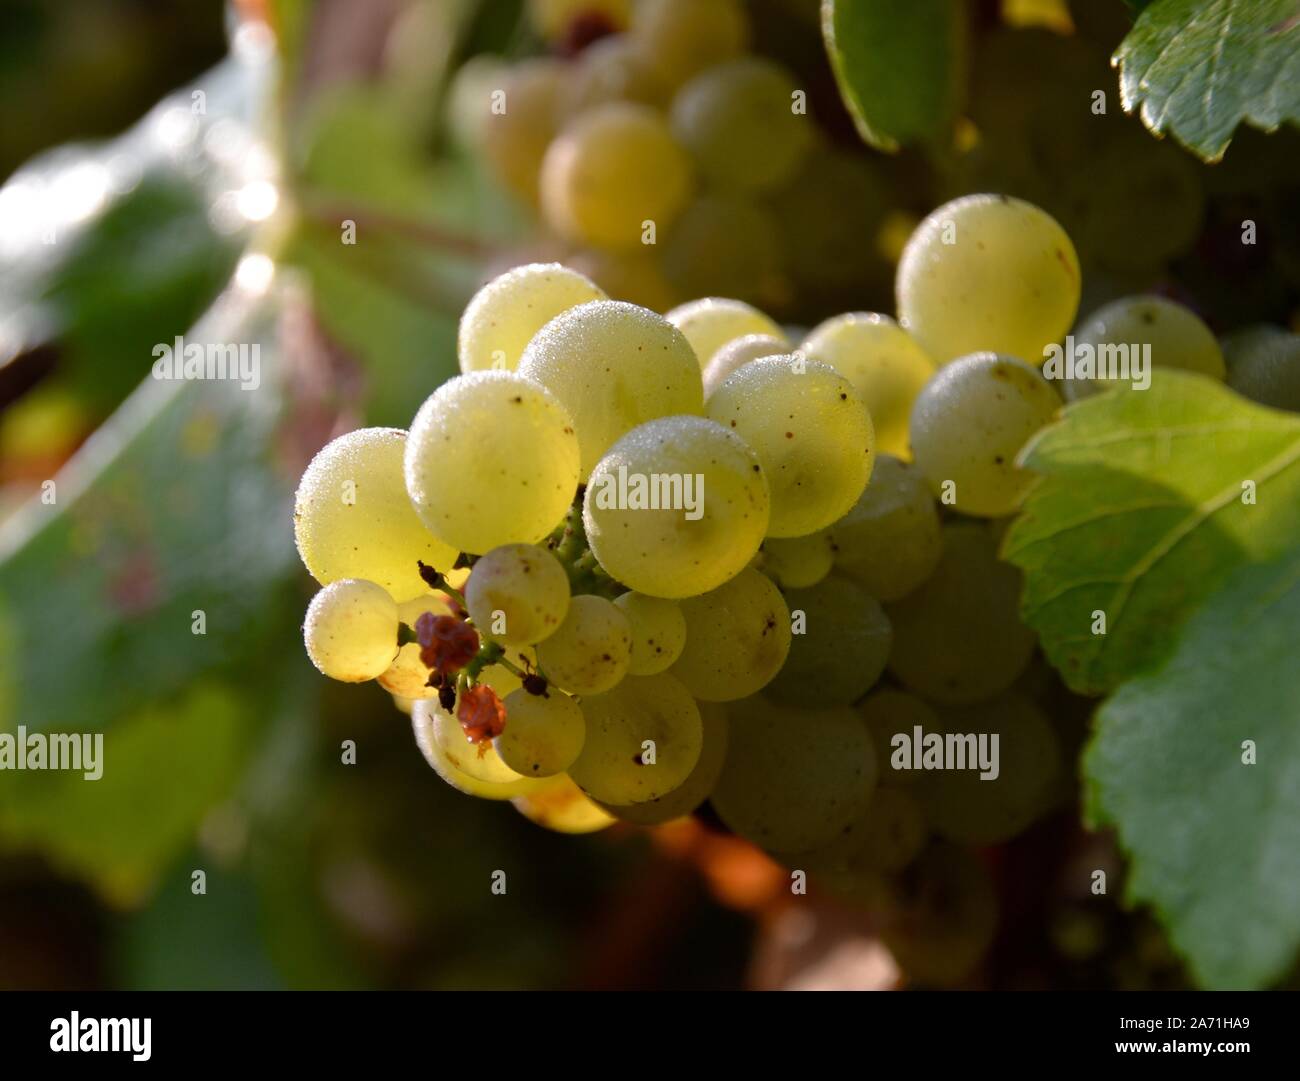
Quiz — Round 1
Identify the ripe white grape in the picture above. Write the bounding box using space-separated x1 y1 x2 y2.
495 689 585 777
596 700 728 825
887 522 1035 704
788 784 927 877
479 58 566 205
457 262 605 374
666 297 783 371
858 688 940 786
512 773 616 833
913 693 1061 844
671 57 811 193
766 575 891 707
517 300 704 476
295 427 459 602
896 194 1081 365
829 454 941 601
446 55 508 151
909 352 1060 518
702 333 789 399
583 415 770 598
1224 325 1300 411
539 103 693 251
378 593 455 698
1063 295 1225 400
801 313 936 458
465 544 570 646
707 356 874 537
411 700 544 800
711 696 876 853
569 673 703 804
563 33 670 115
535 594 632 695
670 568 791 701
405 371 580 554
631 0 749 88
303 579 400 682
613 591 688 675
760 531 833 589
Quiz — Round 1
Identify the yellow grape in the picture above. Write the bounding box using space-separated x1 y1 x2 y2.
479 58 566 205
613 591 688 675
411 700 544 800
303 579 399 683
759 531 833 589
535 594 632 695
630 0 750 89
666 296 784 371
295 427 458 602
465 544 571 646
702 333 790 400
496 688 586 777
670 568 791 701
512 773 617 833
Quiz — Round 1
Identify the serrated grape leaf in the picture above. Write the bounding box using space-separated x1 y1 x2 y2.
1084 549 1300 989
821 0 967 153
1114 0 1300 161
1003 373 1300 695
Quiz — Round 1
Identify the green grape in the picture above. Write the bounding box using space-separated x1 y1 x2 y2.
613 591 688 675
496 688 585 777
539 103 693 251
429 698 526 785
788 785 927 878
563 33 670 115
304 579 399 682
566 248 679 312
517 299 704 476
535 594 632 694
1061 296 1225 400
630 0 750 89
583 416 770 598
909 352 1060 518
411 701 545 800
660 195 782 307
911 693 1061 844
528 0 630 39
702 333 790 400
405 371 580 554
568 673 703 803
707 356 874 537
878 841 997 986
858 688 940 787
512 773 617 833
479 58 566 205
445 55 509 151
1224 325 1300 411
379 593 455 698
887 522 1035 704
769 147 892 301
666 297 784 371
828 454 941 602
896 194 1081 365
670 57 811 193
760 531 833 589
711 696 876 852
765 575 891 707
596 700 728 825
295 427 459 602
669 568 791 701
458 262 605 374
465 544 570 646
801 313 936 459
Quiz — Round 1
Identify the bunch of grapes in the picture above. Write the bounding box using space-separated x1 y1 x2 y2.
447 0 892 317
293 179 1297 984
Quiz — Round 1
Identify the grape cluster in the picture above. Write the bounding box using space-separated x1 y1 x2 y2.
449 0 889 315
294 180 1297 983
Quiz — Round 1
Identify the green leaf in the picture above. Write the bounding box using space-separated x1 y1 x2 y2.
1004 373 1300 694
1115 0 1300 161
1085 548 1300 989
821 0 967 153
0 291 295 734
0 683 254 906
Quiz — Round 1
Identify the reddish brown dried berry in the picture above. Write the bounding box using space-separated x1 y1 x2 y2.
416 613 480 676
457 684 507 745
